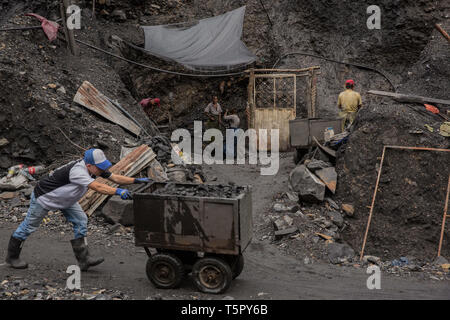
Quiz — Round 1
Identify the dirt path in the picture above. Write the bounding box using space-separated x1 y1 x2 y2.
0 157 449 299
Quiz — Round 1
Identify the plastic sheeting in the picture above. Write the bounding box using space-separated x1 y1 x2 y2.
141 6 256 72
25 13 60 42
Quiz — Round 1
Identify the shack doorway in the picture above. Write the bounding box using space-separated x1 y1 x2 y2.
246 67 319 151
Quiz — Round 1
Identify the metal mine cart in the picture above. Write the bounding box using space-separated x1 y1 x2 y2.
133 182 253 294
289 118 342 164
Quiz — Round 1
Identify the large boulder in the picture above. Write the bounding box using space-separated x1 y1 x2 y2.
289 165 326 202
101 196 134 226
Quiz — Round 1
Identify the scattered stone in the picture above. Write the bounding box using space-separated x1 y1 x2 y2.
327 242 355 264
21 188 33 199
49 101 59 110
274 227 298 239
272 218 286 231
101 196 134 226
283 215 294 226
407 265 421 272
0 138 9 147
305 159 332 171
433 256 449 266
285 191 299 202
57 86 66 95
363 255 382 265
57 110 67 119
289 165 326 202
273 203 289 212
273 203 299 213
341 204 355 216
324 220 333 228
111 9 127 21
325 197 339 210
327 210 344 227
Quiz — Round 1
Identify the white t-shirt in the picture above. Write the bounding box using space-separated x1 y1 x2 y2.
204 103 222 116
34 160 96 210
223 114 240 128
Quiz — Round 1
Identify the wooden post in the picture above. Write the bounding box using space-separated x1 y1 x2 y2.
437 176 450 257
305 70 312 118
435 23 450 43
360 146 387 260
247 69 255 129
60 0 79 55
310 68 317 118
273 77 276 109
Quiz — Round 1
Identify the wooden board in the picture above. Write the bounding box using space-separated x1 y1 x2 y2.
79 144 155 216
73 81 142 136
254 108 295 151
368 90 450 106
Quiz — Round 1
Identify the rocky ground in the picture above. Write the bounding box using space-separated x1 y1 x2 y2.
0 0 449 300
1 158 449 300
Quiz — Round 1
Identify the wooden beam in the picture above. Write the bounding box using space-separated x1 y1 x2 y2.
368 90 450 106
435 23 450 43
60 0 79 55
79 145 156 216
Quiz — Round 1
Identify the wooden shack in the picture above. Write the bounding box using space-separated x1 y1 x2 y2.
246 67 320 151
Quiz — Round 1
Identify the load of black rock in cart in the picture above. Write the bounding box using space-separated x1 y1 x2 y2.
152 183 245 198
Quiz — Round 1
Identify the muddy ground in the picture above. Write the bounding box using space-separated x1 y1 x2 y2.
1 159 449 300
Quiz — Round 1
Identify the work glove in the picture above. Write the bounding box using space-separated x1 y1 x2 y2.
115 188 132 200
134 177 151 184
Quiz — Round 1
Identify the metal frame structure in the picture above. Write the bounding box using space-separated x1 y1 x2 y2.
246 67 320 151
360 145 450 260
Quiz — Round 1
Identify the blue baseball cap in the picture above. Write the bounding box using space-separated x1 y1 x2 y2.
83 149 112 170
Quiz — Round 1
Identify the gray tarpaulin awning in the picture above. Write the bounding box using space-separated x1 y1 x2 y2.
141 6 256 72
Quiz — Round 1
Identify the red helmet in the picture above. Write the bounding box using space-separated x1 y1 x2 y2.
153 98 160 106
345 79 355 86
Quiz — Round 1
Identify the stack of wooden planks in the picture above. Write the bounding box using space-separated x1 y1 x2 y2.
79 144 155 216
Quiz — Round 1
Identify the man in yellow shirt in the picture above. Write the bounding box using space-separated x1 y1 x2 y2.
337 79 362 131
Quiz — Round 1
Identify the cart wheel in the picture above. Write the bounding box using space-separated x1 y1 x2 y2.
146 253 184 289
231 254 244 279
192 257 232 294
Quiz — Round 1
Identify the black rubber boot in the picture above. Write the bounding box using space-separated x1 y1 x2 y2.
5 236 28 269
70 237 104 271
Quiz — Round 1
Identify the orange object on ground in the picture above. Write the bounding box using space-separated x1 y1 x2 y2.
424 104 439 114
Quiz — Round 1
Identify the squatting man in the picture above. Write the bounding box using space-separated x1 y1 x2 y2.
4 149 151 271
